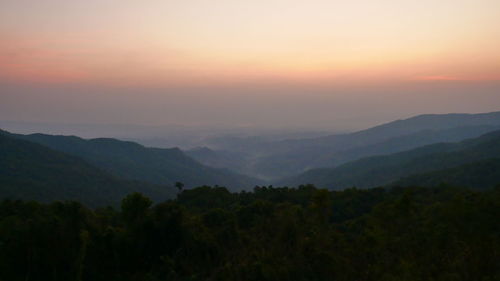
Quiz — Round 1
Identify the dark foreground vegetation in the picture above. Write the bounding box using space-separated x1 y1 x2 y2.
0 184 499 281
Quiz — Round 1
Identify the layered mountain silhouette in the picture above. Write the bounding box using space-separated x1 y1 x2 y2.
282 130 500 190
189 111 500 179
186 147 249 172
393 158 500 190
0 133 175 206
2 111 500 205
1 130 261 190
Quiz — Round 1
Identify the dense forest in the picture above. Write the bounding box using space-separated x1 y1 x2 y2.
0 130 260 190
284 129 500 189
1 114 500 280
1 184 498 281
0 133 175 206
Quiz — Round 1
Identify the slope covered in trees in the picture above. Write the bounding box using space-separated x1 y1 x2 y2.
0 133 175 206
393 158 500 190
186 146 249 172
2 130 261 190
282 130 500 189
189 111 500 179
313 125 500 168
0 185 498 281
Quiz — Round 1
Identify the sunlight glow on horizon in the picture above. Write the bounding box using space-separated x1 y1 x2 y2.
1 0 500 129
1 0 499 87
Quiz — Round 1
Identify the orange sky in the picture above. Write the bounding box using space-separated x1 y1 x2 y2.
1 0 499 86
1 0 499 129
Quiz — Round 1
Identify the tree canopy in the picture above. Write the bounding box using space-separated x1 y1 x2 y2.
0 184 498 281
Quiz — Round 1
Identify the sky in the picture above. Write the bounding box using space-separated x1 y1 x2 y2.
1 0 499 131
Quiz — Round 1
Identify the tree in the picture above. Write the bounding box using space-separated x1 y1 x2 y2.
175 182 184 192
310 189 332 224
121 192 152 226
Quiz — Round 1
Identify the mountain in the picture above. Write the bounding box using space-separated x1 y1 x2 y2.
2 130 261 190
315 111 500 147
312 125 500 168
199 111 500 179
185 147 250 172
0 133 175 206
393 158 500 190
281 130 500 189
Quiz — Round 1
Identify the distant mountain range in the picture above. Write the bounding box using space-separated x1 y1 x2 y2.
186 147 249 172
1 130 261 190
0 133 175 206
282 129 500 190
2 111 500 205
393 158 500 190
187 111 500 180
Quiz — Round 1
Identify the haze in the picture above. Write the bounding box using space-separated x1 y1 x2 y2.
1 0 499 131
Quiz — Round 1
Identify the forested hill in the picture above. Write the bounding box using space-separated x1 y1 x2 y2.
0 185 498 280
1 130 261 190
197 111 500 180
393 158 500 189
282 129 500 189
0 133 175 206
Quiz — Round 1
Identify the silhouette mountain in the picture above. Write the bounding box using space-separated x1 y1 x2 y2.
393 158 500 190
196 111 500 179
2 130 261 190
281 129 500 190
0 133 175 206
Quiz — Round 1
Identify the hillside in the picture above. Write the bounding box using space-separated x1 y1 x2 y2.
2 130 261 190
199 111 500 179
0 133 175 206
282 130 500 189
2 185 499 281
186 147 250 172
313 125 500 168
393 158 500 190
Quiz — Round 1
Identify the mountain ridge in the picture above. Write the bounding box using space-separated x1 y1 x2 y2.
0 133 175 206
281 129 500 189
197 111 500 179
1 130 261 190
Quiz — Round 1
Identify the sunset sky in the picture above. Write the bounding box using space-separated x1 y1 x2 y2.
1 0 499 130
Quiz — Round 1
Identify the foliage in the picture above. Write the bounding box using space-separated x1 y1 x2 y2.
3 130 261 190
0 185 498 281
394 158 500 189
285 130 500 189
0 134 175 207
